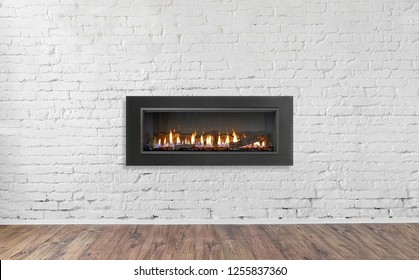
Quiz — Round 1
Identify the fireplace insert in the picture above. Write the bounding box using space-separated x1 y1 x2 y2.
126 96 292 165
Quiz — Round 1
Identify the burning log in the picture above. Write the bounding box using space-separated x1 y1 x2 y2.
150 129 273 152
174 144 194 150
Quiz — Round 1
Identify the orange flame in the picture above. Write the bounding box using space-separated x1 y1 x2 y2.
217 133 221 145
176 135 180 144
206 135 213 146
191 131 196 144
232 130 238 143
158 138 161 146
169 130 173 144
226 134 230 144
164 137 167 145
200 134 204 145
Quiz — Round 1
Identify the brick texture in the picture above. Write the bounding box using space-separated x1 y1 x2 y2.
0 0 418 222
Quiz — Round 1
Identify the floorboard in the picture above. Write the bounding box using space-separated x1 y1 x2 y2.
0 224 418 260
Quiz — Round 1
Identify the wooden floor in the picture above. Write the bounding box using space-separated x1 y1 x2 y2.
0 224 418 260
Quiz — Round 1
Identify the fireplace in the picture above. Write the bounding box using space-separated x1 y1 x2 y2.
126 97 292 165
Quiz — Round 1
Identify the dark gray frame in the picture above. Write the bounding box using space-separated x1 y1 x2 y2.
126 96 293 166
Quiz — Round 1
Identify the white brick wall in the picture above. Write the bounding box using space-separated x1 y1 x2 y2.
1 0 418 222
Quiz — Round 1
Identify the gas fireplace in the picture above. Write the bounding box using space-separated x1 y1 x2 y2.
126 97 292 165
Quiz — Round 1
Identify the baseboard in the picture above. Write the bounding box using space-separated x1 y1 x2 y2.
1 218 419 225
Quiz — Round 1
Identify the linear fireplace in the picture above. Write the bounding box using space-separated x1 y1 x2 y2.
126 97 292 165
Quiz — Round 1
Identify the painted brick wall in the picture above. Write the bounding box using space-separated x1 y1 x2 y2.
1 0 418 222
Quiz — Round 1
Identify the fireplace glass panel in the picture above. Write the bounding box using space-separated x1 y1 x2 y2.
141 109 277 153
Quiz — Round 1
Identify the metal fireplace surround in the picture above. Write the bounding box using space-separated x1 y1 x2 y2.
126 96 293 166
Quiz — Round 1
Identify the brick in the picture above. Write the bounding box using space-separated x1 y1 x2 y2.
0 0 418 222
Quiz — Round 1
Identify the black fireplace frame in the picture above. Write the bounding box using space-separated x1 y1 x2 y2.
126 96 293 166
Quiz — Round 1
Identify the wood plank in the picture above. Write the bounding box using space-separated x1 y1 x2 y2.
79 225 128 260
53 225 105 260
352 224 410 259
1 224 418 260
195 225 224 260
292 224 348 259
165 253 195 260
325 224 384 259
0 225 12 235
216 225 246 240
21 225 86 260
107 225 151 260
221 239 255 260
136 225 171 260
0 226 36 252
0 226 57 259
310 224 362 259
241 225 286 259
7 226 65 260
165 225 196 259
0 226 34 255
393 223 419 256
264 225 317 259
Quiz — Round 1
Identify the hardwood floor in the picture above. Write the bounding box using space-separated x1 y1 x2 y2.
0 224 418 260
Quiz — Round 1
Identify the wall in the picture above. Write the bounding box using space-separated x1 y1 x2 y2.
1 0 418 222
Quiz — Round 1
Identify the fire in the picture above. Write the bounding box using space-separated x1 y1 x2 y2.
149 128 271 151
232 130 238 143
191 131 196 144
206 135 213 146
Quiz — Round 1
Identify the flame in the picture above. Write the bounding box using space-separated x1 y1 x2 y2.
152 128 271 151
232 130 238 143
206 135 213 146
191 131 196 144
